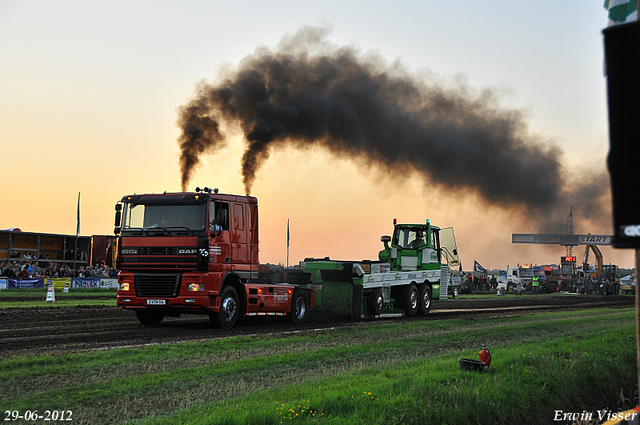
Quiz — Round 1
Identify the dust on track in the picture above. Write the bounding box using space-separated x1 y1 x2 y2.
0 294 633 358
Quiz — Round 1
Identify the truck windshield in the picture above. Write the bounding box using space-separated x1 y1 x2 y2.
121 203 206 232
394 228 428 249
520 269 533 277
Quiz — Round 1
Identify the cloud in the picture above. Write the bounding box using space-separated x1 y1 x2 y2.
177 26 610 232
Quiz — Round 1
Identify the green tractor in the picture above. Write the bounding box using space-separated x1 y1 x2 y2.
301 219 460 319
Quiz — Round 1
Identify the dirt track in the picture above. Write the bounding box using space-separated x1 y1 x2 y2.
0 294 633 358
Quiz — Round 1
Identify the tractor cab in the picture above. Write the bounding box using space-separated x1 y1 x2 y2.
379 220 459 272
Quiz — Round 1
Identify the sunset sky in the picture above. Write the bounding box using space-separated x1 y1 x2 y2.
1 1 634 270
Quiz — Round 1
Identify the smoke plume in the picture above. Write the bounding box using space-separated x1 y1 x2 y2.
177 26 609 231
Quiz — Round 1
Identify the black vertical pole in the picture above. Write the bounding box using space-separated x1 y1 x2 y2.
603 18 640 400
604 22 640 248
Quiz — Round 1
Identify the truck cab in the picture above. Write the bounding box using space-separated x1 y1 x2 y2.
115 188 313 328
497 267 520 291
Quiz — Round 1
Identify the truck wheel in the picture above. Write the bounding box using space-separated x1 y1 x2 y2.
290 290 310 323
368 289 384 315
217 286 239 329
418 285 432 315
135 310 164 326
403 284 419 316
507 283 514 292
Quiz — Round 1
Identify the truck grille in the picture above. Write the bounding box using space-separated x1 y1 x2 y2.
119 246 198 269
123 257 194 264
138 247 180 255
134 273 181 298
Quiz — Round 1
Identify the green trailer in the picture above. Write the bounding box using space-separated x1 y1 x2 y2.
300 219 460 319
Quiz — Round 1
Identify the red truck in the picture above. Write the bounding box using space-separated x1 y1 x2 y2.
115 188 314 328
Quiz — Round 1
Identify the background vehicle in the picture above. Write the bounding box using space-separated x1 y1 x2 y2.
497 267 521 291
620 273 635 295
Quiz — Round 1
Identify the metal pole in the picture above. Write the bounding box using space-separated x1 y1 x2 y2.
73 237 78 277
635 247 640 396
74 192 80 276
629 2 640 400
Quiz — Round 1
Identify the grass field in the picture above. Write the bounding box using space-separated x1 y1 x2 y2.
0 307 637 424
0 288 117 308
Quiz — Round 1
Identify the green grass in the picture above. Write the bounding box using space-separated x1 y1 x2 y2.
0 308 636 424
0 288 117 308
0 298 117 308
0 288 117 297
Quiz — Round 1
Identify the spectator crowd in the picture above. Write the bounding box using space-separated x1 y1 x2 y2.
1 259 118 279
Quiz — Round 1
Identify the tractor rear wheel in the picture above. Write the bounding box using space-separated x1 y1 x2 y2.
402 284 419 316
418 284 432 315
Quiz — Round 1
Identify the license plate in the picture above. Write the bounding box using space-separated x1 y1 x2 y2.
145 299 167 306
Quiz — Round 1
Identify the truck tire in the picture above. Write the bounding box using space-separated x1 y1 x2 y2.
418 284 432 315
216 286 239 329
290 290 310 324
402 284 419 316
368 289 384 315
136 310 164 326
507 283 514 292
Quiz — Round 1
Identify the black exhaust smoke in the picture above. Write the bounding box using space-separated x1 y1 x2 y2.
177 26 609 231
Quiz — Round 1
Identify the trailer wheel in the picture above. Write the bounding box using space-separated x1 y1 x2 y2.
368 289 384 315
135 310 164 326
402 284 419 316
290 290 310 324
216 286 239 329
418 285 432 315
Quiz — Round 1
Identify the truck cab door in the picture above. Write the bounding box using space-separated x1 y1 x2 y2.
231 203 248 263
438 227 460 267
209 201 231 265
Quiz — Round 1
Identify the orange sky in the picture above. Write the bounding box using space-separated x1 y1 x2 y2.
2 138 633 270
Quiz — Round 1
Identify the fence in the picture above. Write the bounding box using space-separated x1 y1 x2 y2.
0 277 118 290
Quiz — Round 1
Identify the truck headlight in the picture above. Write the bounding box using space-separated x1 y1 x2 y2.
187 283 205 292
119 282 130 291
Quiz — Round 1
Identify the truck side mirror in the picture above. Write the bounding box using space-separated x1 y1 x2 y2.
114 203 122 235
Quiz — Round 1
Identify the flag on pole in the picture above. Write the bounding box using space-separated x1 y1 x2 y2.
474 260 487 274
605 0 638 26
286 219 290 268
76 192 81 237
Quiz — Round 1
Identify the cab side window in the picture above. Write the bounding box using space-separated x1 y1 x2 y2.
209 201 229 231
